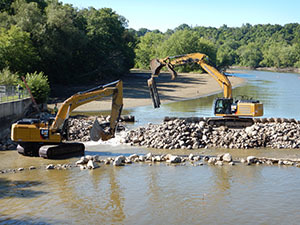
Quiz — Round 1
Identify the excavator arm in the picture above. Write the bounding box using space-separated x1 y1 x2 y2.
149 53 232 99
51 80 123 141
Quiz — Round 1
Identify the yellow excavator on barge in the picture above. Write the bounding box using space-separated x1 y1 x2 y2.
148 53 263 127
11 80 123 159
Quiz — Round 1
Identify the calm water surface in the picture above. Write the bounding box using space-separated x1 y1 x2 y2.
1 70 300 224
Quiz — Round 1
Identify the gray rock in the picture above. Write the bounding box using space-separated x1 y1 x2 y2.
215 161 223 166
208 157 217 165
113 155 125 166
87 160 99 169
167 155 181 163
46 164 55 170
222 153 233 162
247 156 257 164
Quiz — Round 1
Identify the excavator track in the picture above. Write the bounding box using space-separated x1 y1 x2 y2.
164 116 253 128
17 142 85 159
164 116 300 127
17 143 41 157
207 117 254 128
39 142 85 159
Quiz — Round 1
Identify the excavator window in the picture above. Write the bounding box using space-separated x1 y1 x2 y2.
214 98 233 115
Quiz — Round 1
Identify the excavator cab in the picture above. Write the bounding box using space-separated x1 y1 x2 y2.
213 98 234 115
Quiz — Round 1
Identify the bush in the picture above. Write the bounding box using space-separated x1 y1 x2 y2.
0 67 19 85
24 71 50 104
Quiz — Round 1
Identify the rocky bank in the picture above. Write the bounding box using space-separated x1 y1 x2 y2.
123 118 300 149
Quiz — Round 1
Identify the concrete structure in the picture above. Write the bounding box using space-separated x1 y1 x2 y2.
0 98 32 137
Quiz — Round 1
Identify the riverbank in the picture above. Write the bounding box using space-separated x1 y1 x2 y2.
230 66 300 74
48 70 245 112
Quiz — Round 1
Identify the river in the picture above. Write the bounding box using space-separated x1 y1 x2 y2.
1 70 300 224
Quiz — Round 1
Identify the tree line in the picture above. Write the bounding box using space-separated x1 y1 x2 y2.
0 0 135 86
133 23 300 71
1 0 300 90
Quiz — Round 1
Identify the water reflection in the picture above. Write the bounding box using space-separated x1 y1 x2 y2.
0 177 46 199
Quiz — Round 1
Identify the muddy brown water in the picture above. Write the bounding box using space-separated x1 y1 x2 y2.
1 70 300 224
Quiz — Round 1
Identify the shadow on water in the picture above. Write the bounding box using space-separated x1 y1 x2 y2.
0 178 47 199
85 151 134 157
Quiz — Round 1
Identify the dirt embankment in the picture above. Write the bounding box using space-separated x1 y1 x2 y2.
48 70 245 112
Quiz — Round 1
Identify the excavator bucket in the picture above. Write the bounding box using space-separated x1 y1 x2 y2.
90 118 111 141
150 59 164 75
150 59 177 80
148 77 161 108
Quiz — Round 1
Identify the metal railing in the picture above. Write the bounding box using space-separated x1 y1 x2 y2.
0 85 29 103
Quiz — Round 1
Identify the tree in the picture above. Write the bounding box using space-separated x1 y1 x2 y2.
175 23 191 31
38 1 87 83
0 26 39 74
82 7 134 81
137 28 151 36
0 67 19 85
260 40 297 68
24 71 50 104
237 43 262 68
0 0 13 13
217 41 239 68
134 32 165 69
160 30 216 61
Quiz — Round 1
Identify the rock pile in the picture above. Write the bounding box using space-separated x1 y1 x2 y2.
2 153 300 174
68 116 126 142
0 135 18 151
123 119 300 149
68 117 97 142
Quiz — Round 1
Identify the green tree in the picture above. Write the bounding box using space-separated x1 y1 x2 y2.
134 32 165 69
260 41 297 68
159 30 217 71
237 43 262 68
217 41 239 68
0 67 19 85
82 7 134 81
11 0 45 42
0 25 39 74
24 71 50 104
39 1 87 83
0 0 13 13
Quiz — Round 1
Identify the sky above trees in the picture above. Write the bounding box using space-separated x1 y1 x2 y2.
60 0 300 32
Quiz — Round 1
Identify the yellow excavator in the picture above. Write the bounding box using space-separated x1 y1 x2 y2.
11 80 123 159
148 53 263 127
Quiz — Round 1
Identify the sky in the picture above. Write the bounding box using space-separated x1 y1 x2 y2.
60 0 300 32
